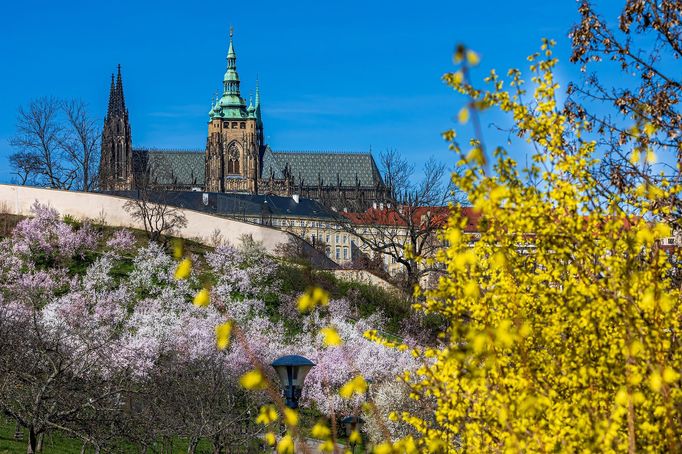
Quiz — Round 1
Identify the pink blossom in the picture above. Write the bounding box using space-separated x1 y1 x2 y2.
106 229 136 251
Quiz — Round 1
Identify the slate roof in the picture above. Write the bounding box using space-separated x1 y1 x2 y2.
262 149 384 187
106 190 337 220
132 147 384 189
134 149 204 187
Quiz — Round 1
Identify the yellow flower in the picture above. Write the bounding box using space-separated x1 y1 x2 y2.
311 421 331 439
349 430 362 445
240 369 266 390
174 258 192 280
283 408 299 427
319 440 335 452
277 434 294 454
172 239 184 259
663 367 680 384
466 147 485 165
215 321 233 350
650 371 663 392
297 287 330 313
458 107 470 124
339 375 367 399
321 327 342 347
264 432 276 446
645 148 657 164
193 288 210 307
256 405 278 425
466 50 480 66
373 442 393 454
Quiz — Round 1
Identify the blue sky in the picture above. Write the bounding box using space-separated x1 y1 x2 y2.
0 0 623 184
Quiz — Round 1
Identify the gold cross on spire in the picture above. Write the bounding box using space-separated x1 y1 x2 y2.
229 25 234 38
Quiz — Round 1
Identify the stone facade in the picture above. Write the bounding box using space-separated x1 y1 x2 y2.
99 66 133 191
99 30 388 210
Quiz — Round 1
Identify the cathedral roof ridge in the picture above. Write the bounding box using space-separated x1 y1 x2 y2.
273 149 372 156
133 147 204 154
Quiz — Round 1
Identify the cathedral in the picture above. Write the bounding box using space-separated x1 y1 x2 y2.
99 30 388 210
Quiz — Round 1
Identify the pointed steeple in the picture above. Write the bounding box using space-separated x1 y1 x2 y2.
255 76 260 106
114 64 126 114
212 26 247 119
255 76 262 122
223 26 241 97
106 74 115 118
100 64 133 192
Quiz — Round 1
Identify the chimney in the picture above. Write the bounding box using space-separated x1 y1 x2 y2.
292 194 300 204
372 202 377 209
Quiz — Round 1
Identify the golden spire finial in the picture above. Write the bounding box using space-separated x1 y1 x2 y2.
230 25 234 39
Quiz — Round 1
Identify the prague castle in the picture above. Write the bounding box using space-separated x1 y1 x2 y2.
99 30 388 210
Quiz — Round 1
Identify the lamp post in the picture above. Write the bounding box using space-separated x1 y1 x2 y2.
341 416 363 454
271 355 315 409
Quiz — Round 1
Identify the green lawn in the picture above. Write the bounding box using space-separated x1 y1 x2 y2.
0 420 231 453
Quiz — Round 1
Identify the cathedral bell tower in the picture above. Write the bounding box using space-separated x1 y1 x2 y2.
100 65 133 191
205 28 263 193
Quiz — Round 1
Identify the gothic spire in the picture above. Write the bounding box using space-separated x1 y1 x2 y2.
223 27 241 97
114 64 126 114
106 74 115 119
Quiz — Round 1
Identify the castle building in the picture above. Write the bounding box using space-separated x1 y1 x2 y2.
99 30 388 210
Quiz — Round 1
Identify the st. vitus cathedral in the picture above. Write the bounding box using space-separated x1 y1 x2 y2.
99 29 388 210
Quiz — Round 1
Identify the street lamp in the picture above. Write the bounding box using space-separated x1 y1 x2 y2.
271 355 315 409
341 416 363 454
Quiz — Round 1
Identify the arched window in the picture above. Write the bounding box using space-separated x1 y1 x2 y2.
227 142 240 174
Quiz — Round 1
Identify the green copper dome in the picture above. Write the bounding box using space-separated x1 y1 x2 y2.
208 28 255 121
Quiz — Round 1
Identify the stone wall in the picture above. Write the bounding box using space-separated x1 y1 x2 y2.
331 269 401 294
0 184 295 253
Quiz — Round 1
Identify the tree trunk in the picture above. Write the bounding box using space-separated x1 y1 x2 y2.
212 435 224 454
36 433 44 452
187 437 198 454
26 427 37 454
80 441 88 454
14 420 23 441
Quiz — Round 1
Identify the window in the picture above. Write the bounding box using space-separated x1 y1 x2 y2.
335 247 341 260
343 247 348 260
326 234 330 244
227 142 240 174
231 122 238 129
335 234 340 244
343 235 347 244
240 122 246 129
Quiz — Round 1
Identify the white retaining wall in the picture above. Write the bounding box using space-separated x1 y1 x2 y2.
331 269 401 294
0 184 293 252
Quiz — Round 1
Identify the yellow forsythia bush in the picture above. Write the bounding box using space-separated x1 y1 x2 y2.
383 41 681 452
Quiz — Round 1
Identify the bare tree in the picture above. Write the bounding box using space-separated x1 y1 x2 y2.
123 157 188 243
9 97 75 189
123 189 188 244
9 97 100 191
9 151 41 185
338 150 461 291
59 99 100 191
566 0 681 222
